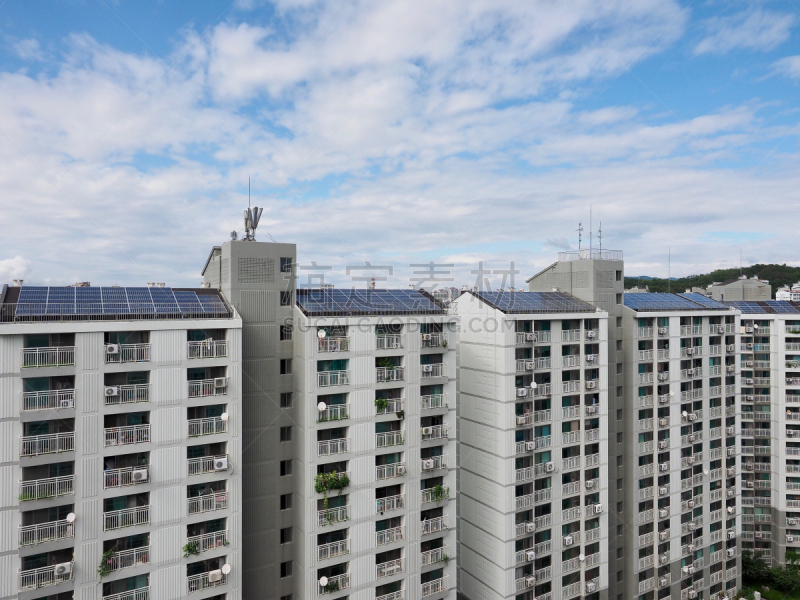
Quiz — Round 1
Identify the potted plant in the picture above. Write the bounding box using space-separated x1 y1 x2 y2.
183 541 200 557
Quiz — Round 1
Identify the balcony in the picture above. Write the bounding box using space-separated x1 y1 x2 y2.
422 576 449 597
377 398 404 415
188 417 227 437
188 455 228 476
19 475 74 502
187 531 227 553
105 383 150 405
104 546 150 572
187 340 226 359
318 404 349 422
22 346 75 368
421 486 450 504
318 572 350 596
105 425 151 447
104 587 150 600
318 538 350 561
421 455 448 471
318 337 349 352
108 343 152 363
376 431 404 448
562 329 581 342
377 494 405 512
104 505 150 530
421 363 445 378
377 558 404 579
421 515 448 535
318 439 349 457
421 545 449 566
562 380 581 394
377 366 405 383
188 491 227 515
421 394 447 410
22 389 75 411
421 425 449 442
638 327 654 338
377 463 405 480
422 332 447 348
319 505 350 526
318 370 349 387
377 334 403 350
18 561 74 591
187 570 227 593
104 466 150 489
516 331 551 344
20 432 74 456
188 378 228 397
517 467 535 483
377 525 404 545
19 519 74 546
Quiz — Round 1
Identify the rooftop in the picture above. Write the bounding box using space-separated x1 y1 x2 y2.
295 288 446 317
557 249 623 262
624 292 730 312
469 290 597 314
1 285 232 323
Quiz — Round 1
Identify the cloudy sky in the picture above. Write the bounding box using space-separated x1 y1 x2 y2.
0 0 798 289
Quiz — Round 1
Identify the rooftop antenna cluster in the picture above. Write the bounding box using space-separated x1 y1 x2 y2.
243 176 263 241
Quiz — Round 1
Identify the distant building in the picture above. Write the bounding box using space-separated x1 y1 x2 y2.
626 286 649 294
707 276 771 302
776 283 800 302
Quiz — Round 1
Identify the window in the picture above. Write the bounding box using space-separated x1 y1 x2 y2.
617 432 623 443
616 455 623 467
280 494 292 510
280 392 292 408
617 524 623 535
280 291 293 306
280 527 293 544
616 293 622 304
616 386 623 398
280 561 292 578
280 460 292 476
280 359 292 375
280 257 293 273
617 479 623 490
616 340 622 351
280 426 292 442
281 596 293 600
616 409 622 421
280 325 292 341
616 270 622 282
616 317 622 328
617 547 623 559
617 570 623 582
616 363 623 375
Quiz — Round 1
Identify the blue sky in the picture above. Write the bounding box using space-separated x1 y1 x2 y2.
0 0 798 288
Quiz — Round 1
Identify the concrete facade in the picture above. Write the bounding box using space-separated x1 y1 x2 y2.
708 278 771 302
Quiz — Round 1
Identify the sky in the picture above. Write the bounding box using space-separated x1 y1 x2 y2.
0 0 798 290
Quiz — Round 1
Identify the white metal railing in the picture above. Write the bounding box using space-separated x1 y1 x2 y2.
639 372 654 384
377 494 405 512
187 455 227 476
187 340 227 359
108 343 152 363
421 394 447 410
562 406 581 419
188 378 228 397
638 327 654 338
187 571 227 593
422 575 449 597
319 336 349 352
562 329 581 342
21 346 75 368
422 332 447 348
421 486 450 503
562 431 581 444
376 558 404 578
376 463 405 480
105 383 150 405
318 370 350 387
421 515 448 535
562 380 581 393
22 389 75 411
376 334 403 349
318 538 350 560
422 455 448 471
421 425 449 441
318 438 349 456
377 399 404 415
104 505 150 530
421 363 445 378
376 431 405 448
318 572 350 596
20 432 74 456
319 505 350 527
18 562 75 591
188 417 227 437
104 424 150 447
187 531 227 553
104 465 150 488
376 525 404 545
104 586 150 600
18 519 73 546
105 546 150 572
421 545 449 566
19 475 74 501
561 355 580 368
188 491 227 515
517 331 552 344
562 507 582 521
517 467 534 482
585 453 600 466
377 366 405 382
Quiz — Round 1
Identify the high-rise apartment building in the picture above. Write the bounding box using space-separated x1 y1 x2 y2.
291 288 458 600
455 290 610 600
0 283 242 599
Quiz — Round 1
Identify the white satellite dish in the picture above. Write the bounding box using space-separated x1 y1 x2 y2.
682 411 688 417
318 402 327 412
579 553 585 561
221 563 232 575
704 469 709 475
754 324 759 329
220 412 229 421
319 576 329 587
669 391 675 397
531 382 538 389
318 329 327 338
66 512 76 523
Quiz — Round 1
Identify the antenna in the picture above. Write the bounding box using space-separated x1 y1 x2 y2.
248 176 251 209
668 247 671 294
577 222 583 250
598 222 602 251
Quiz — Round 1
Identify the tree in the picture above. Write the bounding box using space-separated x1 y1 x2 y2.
741 550 769 581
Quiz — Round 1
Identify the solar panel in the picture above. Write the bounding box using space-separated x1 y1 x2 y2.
149 288 179 313
725 301 766 314
765 301 799 314
296 288 444 315
677 293 729 309
475 291 595 314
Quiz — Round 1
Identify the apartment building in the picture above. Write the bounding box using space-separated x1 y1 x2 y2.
0 283 242 600
721 300 800 567
288 287 458 600
455 290 610 600
621 293 741 600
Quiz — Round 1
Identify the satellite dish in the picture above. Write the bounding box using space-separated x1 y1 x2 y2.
669 391 675 397
530 382 538 389
319 576 329 587
66 512 76 523
220 412 229 421
318 402 327 412
318 329 327 338
221 563 232 575
579 553 585 561
754 324 759 329
682 411 688 417
704 469 709 475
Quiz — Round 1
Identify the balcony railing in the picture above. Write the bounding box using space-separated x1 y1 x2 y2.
188 378 228 397
421 394 447 410
318 438 349 456
376 525 404 545
377 366 405 382
421 363 445 378
104 465 150 489
20 432 74 456
319 505 350 526
318 572 350 596
107 343 152 363
21 346 75 368
187 340 227 359
421 425 449 442
105 383 150 405
318 370 350 387
319 336 349 352
421 515 448 535
22 389 75 411
104 505 150 530
188 491 227 515
376 463 405 480
104 586 150 600
377 494 405 512
19 519 74 546
19 475 74 502
18 562 74 591
188 417 227 437
104 546 150 572
422 486 450 504
187 531 227 553
376 398 404 415
422 332 447 348
318 404 349 422
187 571 227 593
376 334 403 349
376 558 404 578
376 431 405 448
422 575 449 597
104 424 151 447
421 545 449 566
188 455 228 476
422 455 448 471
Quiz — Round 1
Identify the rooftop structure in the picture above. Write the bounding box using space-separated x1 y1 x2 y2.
707 276 771 302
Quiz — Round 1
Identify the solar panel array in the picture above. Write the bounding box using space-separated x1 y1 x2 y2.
296 288 445 316
724 300 800 314
724 301 766 314
623 293 718 312
475 291 596 314
13 286 228 318
677 293 729 309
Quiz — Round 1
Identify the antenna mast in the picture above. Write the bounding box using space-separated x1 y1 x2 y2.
577 223 583 250
668 247 671 294
598 222 602 251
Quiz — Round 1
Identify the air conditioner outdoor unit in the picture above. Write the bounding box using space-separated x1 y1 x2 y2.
746 343 753 350
594 503 603 513
688 591 697 599
545 462 555 472
718 325 725 333
746 361 753 367
688 500 695 508
132 468 148 482
659 327 668 334
423 426 433 435
564 535 574 546
727 448 735 456
526 522 536 533
525 361 534 370
526 333 537 342
727 507 735 515
727 530 735 539
688 544 696 552
727 548 735 557
726 427 734 435
745 463 753 471
659 508 669 518
526 441 535 451
422 364 433 373
659 441 668 450
54 562 72 576
586 582 596 593
789 535 795 542
755 532 763 538
104 386 120 397
688 434 696 442
659 396 669 404
659 418 669 427
586 480 595 490
688 414 697 422
587 330 596 339
214 377 227 388
660 531 669 541
727 366 735 373
746 481 754 488
727 489 735 497
517 388 528 398
659 486 668 496
214 457 228 471
526 576 536 586
790 519 798 525
397 464 406 475
586 355 595 363
687 457 695 465
746 395 754 401
422 459 435 470
727 344 735 352
660 577 669 586
526 550 536 561
687 348 695 355
105 344 120 354
516 417 527 426
727 467 735 476
687 565 696 574
586 381 596 390
745 327 753 333
208 569 223 583
59 398 74 408
745 378 754 385
422 334 432 341
659 373 668 381
586 405 597 414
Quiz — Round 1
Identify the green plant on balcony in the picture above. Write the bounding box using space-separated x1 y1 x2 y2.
374 397 388 412
439 553 450 564
315 471 351 518
395 409 405 420
183 541 200 558
97 548 116 578
377 357 395 369
19 490 38 502
431 484 450 502
442 340 448 348
323 579 340 593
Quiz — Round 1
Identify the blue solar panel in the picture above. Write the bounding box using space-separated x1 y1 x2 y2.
475 291 595 314
725 301 767 314
297 288 444 315
677 293 729 309
765 301 799 314
624 292 731 312
149 288 179 313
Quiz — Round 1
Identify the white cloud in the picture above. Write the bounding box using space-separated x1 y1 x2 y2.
14 39 44 61
0 256 32 282
772 55 800 79
695 9 797 55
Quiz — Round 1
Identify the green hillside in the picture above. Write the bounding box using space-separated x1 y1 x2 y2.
624 264 800 298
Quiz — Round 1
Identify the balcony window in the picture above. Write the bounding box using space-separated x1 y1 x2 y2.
187 557 228 593
318 494 348 526
188 482 227 515
318 394 348 422
104 493 150 530
420 353 444 378
317 528 349 560
187 443 228 476
104 412 150 447
19 503 75 547
187 329 227 359
376 357 404 383
188 405 227 437
421 385 445 411
104 371 150 405
21 419 75 456
20 462 75 502
318 326 348 352
19 550 75 591
317 428 348 456
101 533 150 574
22 334 75 368
104 454 149 489
188 367 228 398
376 324 403 350
105 331 151 363
376 421 404 448
376 580 402 599
318 563 349 595
23 376 75 411
186 518 227 554
376 389 403 414
318 359 349 387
